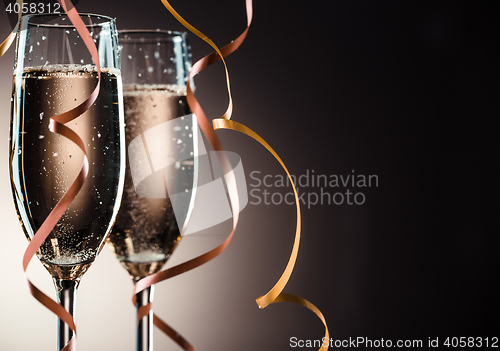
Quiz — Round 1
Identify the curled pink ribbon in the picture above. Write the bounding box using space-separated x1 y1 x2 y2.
131 1 253 349
136 1 329 350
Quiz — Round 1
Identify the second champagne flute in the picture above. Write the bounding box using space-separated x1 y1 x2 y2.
107 30 196 351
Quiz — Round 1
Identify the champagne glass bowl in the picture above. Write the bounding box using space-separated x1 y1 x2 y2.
107 29 196 351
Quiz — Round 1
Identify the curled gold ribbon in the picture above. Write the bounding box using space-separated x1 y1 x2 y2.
213 120 330 351
0 0 22 57
133 0 330 350
8 1 102 350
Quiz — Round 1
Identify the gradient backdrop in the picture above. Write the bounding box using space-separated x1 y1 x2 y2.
0 1 497 350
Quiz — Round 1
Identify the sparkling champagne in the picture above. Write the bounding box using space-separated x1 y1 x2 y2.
108 84 192 281
10 65 124 280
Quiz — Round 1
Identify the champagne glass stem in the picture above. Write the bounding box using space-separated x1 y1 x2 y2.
136 284 155 351
54 279 79 350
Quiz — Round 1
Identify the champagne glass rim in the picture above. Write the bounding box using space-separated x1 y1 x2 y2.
118 29 187 43
20 12 115 28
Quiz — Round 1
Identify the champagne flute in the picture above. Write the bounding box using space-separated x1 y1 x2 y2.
107 30 196 351
9 13 124 350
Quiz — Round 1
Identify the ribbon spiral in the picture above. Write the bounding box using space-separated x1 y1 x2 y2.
133 0 330 350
